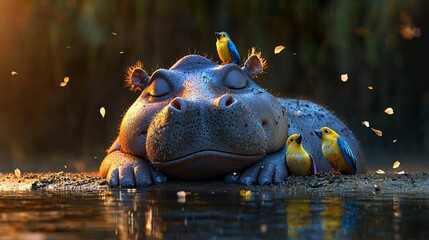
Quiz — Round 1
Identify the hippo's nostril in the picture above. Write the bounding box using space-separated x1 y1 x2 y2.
170 98 186 111
217 94 237 109
225 96 234 107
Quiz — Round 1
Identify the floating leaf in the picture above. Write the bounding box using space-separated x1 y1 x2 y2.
100 107 106 118
395 171 405 175
384 107 394 115
112 32 117 36
292 52 297 55
393 160 401 169
368 86 373 90
274 45 285 54
371 128 383 137
393 139 398 143
376 169 385 174
341 74 348 82
60 82 67 87
14 168 21 178
63 77 70 83
11 71 18 76
240 190 252 197
362 121 370 127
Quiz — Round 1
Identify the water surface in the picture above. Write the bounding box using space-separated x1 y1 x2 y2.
1 183 428 239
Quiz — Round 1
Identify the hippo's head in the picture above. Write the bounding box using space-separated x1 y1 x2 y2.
118 55 287 179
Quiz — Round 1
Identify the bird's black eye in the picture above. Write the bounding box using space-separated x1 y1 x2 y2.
324 129 329 134
290 139 294 142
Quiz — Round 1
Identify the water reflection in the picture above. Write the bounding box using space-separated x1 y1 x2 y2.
1 186 429 239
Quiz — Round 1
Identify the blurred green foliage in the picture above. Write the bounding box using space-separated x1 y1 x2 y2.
0 0 428 171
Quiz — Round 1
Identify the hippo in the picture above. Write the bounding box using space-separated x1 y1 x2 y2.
99 54 366 187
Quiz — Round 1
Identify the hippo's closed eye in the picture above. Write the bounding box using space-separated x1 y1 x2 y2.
224 70 247 90
147 77 171 97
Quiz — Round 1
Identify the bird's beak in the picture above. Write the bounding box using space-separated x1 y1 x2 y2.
314 130 322 138
215 32 221 39
296 134 302 144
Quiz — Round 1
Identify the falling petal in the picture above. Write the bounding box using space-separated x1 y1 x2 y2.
292 53 297 55
395 171 405 175
100 107 106 118
177 191 186 203
362 121 370 127
274 45 285 54
341 74 348 82
60 82 67 87
63 77 70 83
376 169 385 174
119 51 125 54
260 224 267 234
112 32 117 36
393 160 400 169
368 86 373 90
11 71 18 76
14 168 21 178
384 107 394 115
176 191 186 198
66 46 71 49
393 139 398 143
371 128 383 137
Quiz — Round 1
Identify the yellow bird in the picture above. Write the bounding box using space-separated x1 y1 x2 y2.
215 31 240 65
314 127 358 174
285 134 317 176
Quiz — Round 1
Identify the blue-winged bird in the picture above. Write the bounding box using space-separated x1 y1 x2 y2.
215 31 240 65
315 127 357 174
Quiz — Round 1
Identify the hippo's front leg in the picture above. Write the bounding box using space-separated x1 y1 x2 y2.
225 146 288 185
99 151 167 188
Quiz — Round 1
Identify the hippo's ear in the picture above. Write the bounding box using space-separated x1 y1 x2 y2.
242 54 264 77
125 61 150 91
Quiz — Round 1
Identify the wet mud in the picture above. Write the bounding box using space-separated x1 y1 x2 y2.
0 172 428 194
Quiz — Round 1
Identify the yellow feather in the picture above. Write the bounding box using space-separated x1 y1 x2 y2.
216 37 233 63
286 134 313 176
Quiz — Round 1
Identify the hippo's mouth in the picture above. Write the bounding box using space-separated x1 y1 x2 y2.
152 150 266 179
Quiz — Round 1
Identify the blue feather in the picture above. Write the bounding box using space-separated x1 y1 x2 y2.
227 40 240 64
337 137 358 174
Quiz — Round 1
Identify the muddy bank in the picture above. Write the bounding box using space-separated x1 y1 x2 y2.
0 172 428 194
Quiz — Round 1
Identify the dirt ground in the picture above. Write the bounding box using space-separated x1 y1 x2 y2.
0 171 428 195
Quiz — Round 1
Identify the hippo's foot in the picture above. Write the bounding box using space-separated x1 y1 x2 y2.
99 151 167 188
224 147 288 185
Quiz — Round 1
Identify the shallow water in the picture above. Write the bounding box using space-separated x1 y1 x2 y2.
1 184 428 240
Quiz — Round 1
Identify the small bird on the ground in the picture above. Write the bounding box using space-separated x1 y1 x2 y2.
285 134 317 176
215 31 240 65
314 127 358 174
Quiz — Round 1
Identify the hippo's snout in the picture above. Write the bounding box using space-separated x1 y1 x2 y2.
146 94 268 179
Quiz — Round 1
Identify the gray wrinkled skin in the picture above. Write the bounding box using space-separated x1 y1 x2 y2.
99 55 365 187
